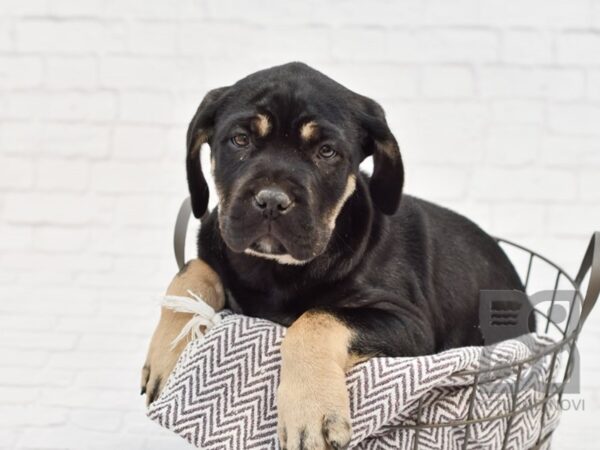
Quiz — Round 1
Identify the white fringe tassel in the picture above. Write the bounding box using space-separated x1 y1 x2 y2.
160 290 222 350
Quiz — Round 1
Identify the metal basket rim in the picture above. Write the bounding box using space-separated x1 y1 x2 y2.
393 236 588 446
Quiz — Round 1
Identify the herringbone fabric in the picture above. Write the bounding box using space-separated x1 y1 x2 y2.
147 313 560 449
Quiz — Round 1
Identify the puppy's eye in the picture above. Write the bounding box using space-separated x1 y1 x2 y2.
318 145 337 159
231 134 250 147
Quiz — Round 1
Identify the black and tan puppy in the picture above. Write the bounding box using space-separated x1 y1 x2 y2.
143 62 531 449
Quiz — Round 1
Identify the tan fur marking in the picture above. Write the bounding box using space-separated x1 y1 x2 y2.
211 156 227 202
377 140 397 158
253 113 271 137
325 174 357 231
281 311 353 369
348 352 372 367
167 259 224 303
142 260 225 405
300 121 318 141
277 311 359 448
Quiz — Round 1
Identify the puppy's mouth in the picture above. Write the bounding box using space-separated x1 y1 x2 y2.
248 235 287 255
219 205 328 265
242 233 315 265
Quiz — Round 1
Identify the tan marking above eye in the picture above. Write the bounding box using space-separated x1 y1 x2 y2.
253 114 271 137
300 121 318 141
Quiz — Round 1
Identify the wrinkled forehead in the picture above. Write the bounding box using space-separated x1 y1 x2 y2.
217 83 350 142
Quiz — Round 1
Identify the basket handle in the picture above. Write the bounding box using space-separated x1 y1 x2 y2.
574 231 600 329
173 197 193 271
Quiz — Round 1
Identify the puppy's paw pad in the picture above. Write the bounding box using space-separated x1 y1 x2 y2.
323 414 351 449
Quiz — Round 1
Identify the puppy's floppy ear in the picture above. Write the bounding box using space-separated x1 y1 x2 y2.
186 86 230 218
358 97 404 215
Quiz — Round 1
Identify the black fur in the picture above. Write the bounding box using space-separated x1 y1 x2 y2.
187 62 531 358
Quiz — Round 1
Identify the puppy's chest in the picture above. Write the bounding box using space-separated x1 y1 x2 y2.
225 277 317 326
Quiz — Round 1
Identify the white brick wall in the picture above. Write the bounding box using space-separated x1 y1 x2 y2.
1 0 599 448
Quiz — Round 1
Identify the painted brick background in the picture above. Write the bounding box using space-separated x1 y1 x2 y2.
1 0 599 448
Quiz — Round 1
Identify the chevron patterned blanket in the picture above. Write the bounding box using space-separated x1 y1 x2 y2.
147 312 560 449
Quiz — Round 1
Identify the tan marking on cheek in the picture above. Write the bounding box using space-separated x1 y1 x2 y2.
210 155 227 204
325 174 357 231
253 113 271 137
215 183 225 204
300 121 318 141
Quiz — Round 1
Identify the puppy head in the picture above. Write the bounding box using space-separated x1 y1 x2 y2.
186 62 403 264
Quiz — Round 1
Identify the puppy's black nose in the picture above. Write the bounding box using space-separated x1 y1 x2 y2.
253 188 293 218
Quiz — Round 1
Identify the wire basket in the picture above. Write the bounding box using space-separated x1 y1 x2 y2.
171 199 599 449
402 232 600 450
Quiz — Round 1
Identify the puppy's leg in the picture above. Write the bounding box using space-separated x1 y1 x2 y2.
277 304 434 450
141 259 224 405
277 311 367 450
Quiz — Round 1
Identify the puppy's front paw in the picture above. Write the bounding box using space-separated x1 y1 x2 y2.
141 345 182 405
277 371 352 450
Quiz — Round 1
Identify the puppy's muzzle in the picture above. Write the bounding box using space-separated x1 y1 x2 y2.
253 187 294 220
